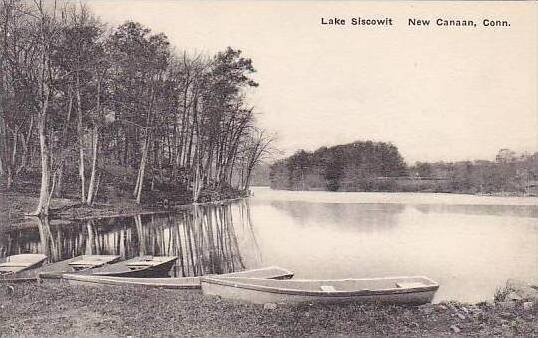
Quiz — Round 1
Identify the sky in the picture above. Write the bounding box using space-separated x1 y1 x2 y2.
86 0 537 163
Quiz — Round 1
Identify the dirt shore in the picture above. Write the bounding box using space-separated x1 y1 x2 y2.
0 191 174 230
0 282 536 337
0 190 246 231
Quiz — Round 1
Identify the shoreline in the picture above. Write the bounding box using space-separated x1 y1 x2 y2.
261 186 537 198
2 188 536 230
1 189 536 336
48 196 246 222
251 187 538 207
0 282 536 336
0 191 247 230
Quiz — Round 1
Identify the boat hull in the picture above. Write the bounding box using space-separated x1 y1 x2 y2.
0 254 47 280
63 266 294 289
92 259 177 278
39 255 121 280
78 256 179 278
201 276 439 305
202 282 436 304
64 275 201 289
0 255 121 282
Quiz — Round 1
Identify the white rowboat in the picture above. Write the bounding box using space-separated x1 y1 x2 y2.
201 276 439 305
63 266 294 288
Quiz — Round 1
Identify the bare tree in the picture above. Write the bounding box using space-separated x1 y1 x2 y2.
239 128 275 190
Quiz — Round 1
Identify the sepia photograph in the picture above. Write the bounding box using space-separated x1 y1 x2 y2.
0 0 537 336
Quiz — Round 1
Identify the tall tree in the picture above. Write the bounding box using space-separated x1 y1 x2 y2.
31 0 62 216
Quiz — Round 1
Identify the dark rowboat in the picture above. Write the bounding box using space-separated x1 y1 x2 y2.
201 276 439 305
63 266 294 289
38 255 122 279
75 256 178 278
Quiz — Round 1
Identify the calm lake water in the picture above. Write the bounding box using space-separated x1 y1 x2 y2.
1 187 537 302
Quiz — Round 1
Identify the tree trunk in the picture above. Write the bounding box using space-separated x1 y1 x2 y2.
55 162 64 197
8 128 18 189
86 126 99 205
33 115 51 216
6 167 13 190
93 172 102 203
16 126 31 177
55 86 73 198
134 134 150 204
0 104 5 177
76 73 86 202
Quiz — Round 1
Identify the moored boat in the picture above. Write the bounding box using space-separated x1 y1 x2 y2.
0 254 47 280
38 255 122 280
201 276 439 305
63 266 294 289
74 255 178 278
0 255 121 283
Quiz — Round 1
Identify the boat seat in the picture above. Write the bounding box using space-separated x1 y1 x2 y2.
395 282 426 288
0 263 31 268
69 263 106 269
81 257 108 262
69 259 107 267
126 261 160 267
320 285 336 292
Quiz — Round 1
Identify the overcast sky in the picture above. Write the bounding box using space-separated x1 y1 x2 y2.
86 0 537 163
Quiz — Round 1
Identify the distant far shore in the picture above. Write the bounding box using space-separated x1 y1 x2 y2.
264 142 537 197
249 186 538 209
264 185 537 198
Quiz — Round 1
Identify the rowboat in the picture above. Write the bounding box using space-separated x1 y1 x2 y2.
0 255 121 283
63 266 294 289
201 276 440 305
0 254 47 279
75 256 178 278
38 255 121 280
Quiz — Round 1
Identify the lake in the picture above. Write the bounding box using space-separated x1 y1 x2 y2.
1 187 537 303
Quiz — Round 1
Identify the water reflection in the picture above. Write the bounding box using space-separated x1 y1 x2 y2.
412 204 538 218
266 201 405 231
0 201 260 277
2 190 537 303
249 194 538 303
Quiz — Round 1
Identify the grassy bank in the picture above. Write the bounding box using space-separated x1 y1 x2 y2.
0 186 245 231
0 282 536 336
0 191 158 230
0 165 247 229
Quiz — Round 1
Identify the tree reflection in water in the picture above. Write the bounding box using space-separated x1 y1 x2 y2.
0 200 260 277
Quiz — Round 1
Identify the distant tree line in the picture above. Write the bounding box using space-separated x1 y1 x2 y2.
0 1 273 215
270 143 538 196
407 150 538 195
269 141 407 191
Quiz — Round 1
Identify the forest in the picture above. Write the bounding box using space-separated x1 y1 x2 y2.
270 141 407 191
0 1 273 216
270 143 538 196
